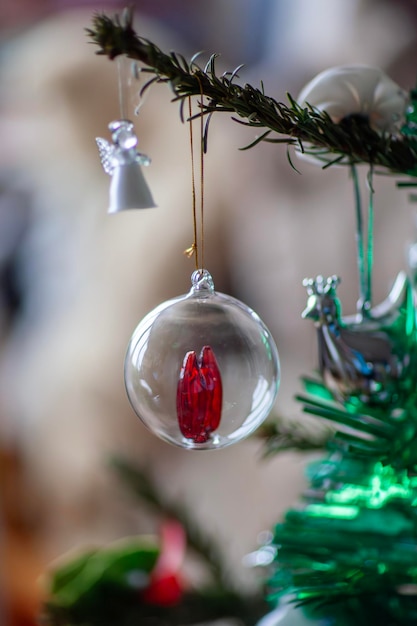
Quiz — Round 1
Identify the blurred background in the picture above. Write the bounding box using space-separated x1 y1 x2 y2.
0 0 417 624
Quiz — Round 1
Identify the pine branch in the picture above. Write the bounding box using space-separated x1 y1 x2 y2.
110 457 234 592
256 416 333 457
86 11 417 175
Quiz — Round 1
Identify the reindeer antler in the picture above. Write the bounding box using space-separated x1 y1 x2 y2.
303 275 340 296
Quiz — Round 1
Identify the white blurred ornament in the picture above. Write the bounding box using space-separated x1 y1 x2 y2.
96 119 156 213
298 65 407 133
124 269 280 450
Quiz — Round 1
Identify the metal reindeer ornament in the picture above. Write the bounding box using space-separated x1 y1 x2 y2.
302 272 416 408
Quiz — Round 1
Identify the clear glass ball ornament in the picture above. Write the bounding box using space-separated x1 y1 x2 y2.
125 269 280 450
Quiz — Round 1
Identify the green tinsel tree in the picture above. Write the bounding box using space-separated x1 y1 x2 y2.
42 9 417 626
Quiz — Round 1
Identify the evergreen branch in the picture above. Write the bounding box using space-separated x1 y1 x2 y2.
109 457 233 592
298 397 395 440
87 12 417 175
256 416 333 457
296 378 417 469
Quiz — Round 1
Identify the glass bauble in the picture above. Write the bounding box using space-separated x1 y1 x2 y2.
124 269 280 450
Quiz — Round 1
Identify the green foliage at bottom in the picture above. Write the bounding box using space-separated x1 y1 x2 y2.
41 461 268 626
41 587 268 626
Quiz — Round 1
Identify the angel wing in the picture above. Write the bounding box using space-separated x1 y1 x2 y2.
95 137 116 175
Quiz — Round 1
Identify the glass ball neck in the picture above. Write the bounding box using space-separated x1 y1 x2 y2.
190 269 215 294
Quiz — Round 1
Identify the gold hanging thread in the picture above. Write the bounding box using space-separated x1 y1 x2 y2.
199 81 205 271
184 87 205 270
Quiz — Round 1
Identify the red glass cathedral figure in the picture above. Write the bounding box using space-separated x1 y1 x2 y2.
177 345 223 443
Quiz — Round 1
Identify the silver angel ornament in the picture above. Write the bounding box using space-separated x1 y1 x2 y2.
96 119 156 213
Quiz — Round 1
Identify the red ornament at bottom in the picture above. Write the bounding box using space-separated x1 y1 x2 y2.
142 520 186 606
176 345 223 443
